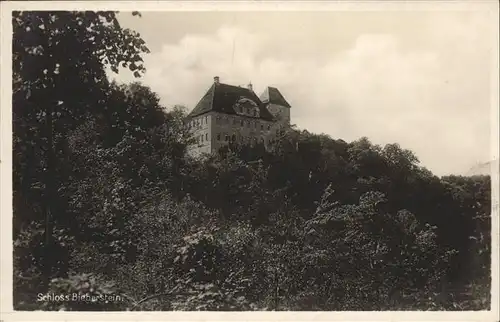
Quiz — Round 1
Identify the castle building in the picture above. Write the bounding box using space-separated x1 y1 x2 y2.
185 76 291 156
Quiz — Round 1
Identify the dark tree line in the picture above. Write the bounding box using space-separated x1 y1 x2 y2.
12 11 491 311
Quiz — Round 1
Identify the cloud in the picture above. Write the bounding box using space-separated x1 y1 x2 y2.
110 16 492 176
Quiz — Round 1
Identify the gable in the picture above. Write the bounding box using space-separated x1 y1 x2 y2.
188 82 275 121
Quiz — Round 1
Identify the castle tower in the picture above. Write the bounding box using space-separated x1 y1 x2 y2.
259 86 291 124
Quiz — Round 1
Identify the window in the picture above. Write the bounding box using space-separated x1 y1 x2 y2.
205 133 208 141
240 120 244 126
205 116 208 124
267 125 271 130
201 134 204 143
261 124 263 130
239 106 243 113
217 133 221 141
246 107 250 114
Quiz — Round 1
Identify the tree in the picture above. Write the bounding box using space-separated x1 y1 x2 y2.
304 186 456 310
13 10 150 290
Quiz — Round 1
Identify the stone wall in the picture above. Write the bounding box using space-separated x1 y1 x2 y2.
187 110 287 156
267 103 291 124
186 113 213 157
210 112 274 151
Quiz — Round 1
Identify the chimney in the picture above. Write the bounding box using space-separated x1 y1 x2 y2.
247 82 253 91
214 76 220 84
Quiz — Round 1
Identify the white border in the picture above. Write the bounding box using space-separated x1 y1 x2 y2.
0 0 498 12
1 1 499 322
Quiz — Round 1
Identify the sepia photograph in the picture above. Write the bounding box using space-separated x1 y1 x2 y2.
1 0 499 320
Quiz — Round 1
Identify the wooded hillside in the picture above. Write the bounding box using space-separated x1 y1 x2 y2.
12 11 491 311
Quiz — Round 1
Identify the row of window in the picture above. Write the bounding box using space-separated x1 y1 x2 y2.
187 115 271 131
236 105 259 117
215 133 274 145
188 116 209 130
216 116 271 131
194 132 274 146
196 133 209 144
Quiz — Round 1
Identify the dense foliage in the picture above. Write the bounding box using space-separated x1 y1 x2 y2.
12 11 491 311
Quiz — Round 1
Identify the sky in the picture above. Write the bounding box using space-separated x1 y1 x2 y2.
111 8 498 177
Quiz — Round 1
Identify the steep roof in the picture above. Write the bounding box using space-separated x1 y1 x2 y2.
187 83 275 121
259 86 291 108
